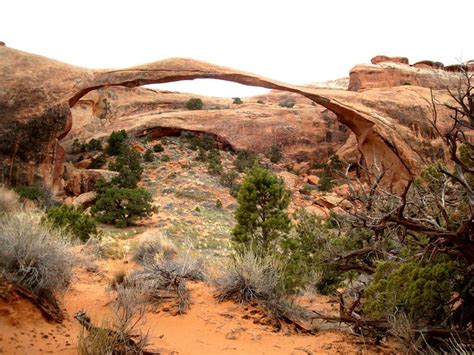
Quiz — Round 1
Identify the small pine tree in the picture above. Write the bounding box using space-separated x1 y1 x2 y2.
232 165 291 255
106 130 128 156
109 145 143 188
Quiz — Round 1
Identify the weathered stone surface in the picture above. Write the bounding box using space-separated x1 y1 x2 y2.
64 168 118 195
348 62 464 91
72 191 97 207
306 175 320 185
371 55 409 65
66 87 348 163
0 47 463 192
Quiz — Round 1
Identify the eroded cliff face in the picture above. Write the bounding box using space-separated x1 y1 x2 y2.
0 46 461 192
65 87 349 163
349 55 473 91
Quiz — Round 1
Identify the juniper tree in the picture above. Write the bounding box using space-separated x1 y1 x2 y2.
232 165 291 255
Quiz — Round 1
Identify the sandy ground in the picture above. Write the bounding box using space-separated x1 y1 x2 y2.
0 256 397 355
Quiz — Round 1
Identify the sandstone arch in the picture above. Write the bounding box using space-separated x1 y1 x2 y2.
0 46 426 192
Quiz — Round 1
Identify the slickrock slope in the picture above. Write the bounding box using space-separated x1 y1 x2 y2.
0 46 460 192
65 86 348 162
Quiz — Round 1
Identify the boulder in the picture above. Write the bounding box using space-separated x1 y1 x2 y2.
72 191 97 208
65 169 118 195
306 175 320 185
314 194 345 209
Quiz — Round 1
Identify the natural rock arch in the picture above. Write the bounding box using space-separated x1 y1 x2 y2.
0 46 421 192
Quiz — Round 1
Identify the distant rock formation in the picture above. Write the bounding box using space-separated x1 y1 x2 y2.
0 47 461 192
349 55 473 91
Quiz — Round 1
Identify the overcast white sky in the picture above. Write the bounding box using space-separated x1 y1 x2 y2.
2 0 473 97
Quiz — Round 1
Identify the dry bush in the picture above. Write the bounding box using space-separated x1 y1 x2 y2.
125 252 206 314
90 236 127 260
0 185 21 215
0 211 73 298
214 251 280 304
77 288 149 355
132 231 177 264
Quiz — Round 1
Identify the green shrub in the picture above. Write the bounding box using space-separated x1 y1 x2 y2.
220 170 239 189
84 138 102 152
186 98 203 110
153 143 164 153
317 172 335 192
106 130 128 156
257 99 265 104
161 155 171 162
232 97 243 105
206 149 223 175
364 260 458 323
232 165 291 255
92 186 156 228
143 149 154 162
200 134 217 151
109 145 143 188
234 150 258 172
0 211 73 297
267 144 283 163
88 154 107 169
72 138 84 154
14 184 50 207
44 205 97 242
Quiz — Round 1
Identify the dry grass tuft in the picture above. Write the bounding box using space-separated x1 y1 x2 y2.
0 185 21 215
0 211 73 298
132 231 177 264
214 251 280 304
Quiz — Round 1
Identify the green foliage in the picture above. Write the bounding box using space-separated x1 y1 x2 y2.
200 134 217 151
109 145 143 188
256 99 265 104
206 149 223 175
153 143 164 153
14 184 54 207
267 144 283 164
84 138 102 152
232 165 291 255
186 98 203 110
220 170 239 188
106 130 128 156
72 138 84 154
161 155 171 162
317 172 335 192
44 205 97 242
234 150 258 172
143 149 154 162
88 154 107 169
232 97 243 105
92 186 156 228
364 260 458 323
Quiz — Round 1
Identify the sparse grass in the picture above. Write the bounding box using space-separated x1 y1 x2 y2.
0 185 21 215
90 236 127 260
132 231 178 264
214 251 280 304
126 251 206 314
175 187 214 202
0 211 73 298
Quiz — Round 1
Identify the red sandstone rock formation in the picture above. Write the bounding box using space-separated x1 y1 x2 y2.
66 86 348 163
0 47 461 192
